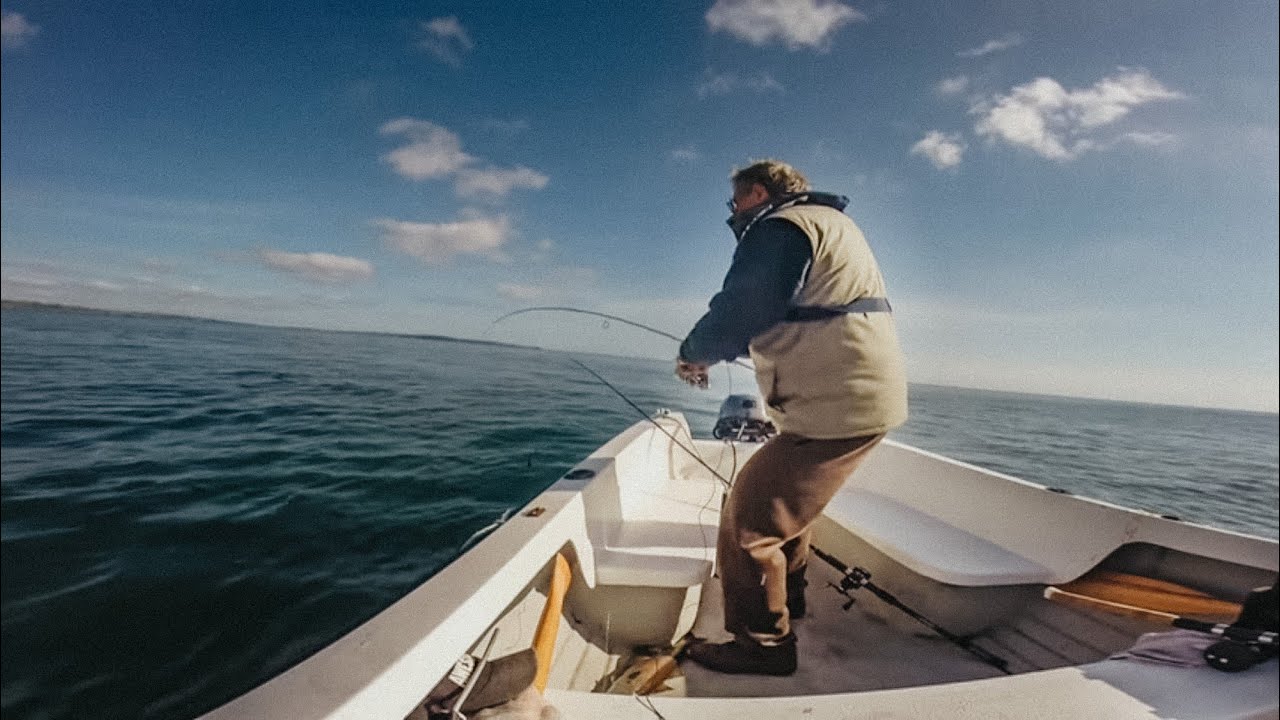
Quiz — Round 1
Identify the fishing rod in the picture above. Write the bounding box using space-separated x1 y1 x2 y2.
490 304 765 487
811 546 1012 674
491 306 685 343
487 306 755 372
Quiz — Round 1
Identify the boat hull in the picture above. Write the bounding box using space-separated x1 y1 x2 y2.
202 413 1279 719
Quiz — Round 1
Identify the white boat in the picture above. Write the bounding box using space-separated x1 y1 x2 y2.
202 409 1279 719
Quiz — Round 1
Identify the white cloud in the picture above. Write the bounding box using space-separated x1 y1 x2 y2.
2 270 61 290
497 282 548 301
971 68 1184 160
519 238 559 264
936 75 969 96
696 69 785 98
376 215 511 264
1070 71 1186 127
142 257 180 274
379 117 548 197
2 10 38 50
669 146 701 163
419 16 473 67
455 166 549 198
259 250 375 283
911 131 967 170
1121 131 1179 148
379 118 473 180
958 33 1023 58
705 0 864 51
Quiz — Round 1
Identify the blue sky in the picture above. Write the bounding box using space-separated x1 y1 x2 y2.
3 1 1277 412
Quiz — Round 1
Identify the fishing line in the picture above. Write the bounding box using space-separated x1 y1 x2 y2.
567 355 731 572
487 306 755 373
568 358 732 491
483 305 744 566
489 305 747 487
633 694 668 719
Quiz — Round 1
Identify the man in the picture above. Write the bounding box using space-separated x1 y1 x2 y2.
676 160 908 675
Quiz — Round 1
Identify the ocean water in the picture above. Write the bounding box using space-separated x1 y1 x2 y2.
2 305 1277 720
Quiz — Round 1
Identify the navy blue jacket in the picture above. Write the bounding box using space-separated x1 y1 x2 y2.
679 193 851 364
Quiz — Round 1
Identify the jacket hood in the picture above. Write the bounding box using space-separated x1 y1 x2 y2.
726 191 850 239
791 191 849 211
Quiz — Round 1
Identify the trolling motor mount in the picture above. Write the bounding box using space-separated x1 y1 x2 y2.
713 394 777 442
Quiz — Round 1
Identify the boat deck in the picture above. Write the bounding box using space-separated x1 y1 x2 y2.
543 558 1168 698
528 448 1176 698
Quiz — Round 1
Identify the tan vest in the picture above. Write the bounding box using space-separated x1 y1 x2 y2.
748 203 908 438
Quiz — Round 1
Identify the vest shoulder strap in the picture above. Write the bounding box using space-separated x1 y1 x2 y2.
785 297 892 321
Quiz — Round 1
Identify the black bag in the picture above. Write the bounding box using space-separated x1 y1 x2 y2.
420 648 537 718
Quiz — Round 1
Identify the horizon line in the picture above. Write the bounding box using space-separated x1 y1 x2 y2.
4 297 1276 417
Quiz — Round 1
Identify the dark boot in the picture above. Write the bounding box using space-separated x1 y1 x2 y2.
786 566 808 619
685 634 797 676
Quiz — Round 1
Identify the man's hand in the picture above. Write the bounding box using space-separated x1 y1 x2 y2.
675 358 710 389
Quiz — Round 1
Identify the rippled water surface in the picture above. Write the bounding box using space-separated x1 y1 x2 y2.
2 306 1276 719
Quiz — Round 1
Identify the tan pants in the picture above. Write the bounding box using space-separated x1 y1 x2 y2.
718 432 884 643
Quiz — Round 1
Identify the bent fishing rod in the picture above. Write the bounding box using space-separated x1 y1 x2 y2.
491 306 685 343
488 306 755 372
492 305 1014 674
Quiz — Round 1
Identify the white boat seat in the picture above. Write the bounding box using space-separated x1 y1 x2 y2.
825 489 1056 586
593 548 712 588
590 483 719 588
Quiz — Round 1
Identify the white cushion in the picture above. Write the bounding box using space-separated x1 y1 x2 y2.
594 548 712 587
825 490 1055 586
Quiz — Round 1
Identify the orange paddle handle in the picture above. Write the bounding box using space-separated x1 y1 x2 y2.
1057 570 1242 621
532 553 572 691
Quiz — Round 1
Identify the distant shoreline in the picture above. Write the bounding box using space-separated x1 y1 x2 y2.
5 298 1275 417
0 298 537 352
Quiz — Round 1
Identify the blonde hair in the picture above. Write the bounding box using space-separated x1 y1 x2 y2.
730 160 811 197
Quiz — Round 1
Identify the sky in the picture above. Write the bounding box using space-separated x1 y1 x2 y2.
2 1 1277 413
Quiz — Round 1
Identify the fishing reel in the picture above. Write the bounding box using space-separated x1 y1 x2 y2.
1204 638 1277 672
828 565 873 611
712 394 776 442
